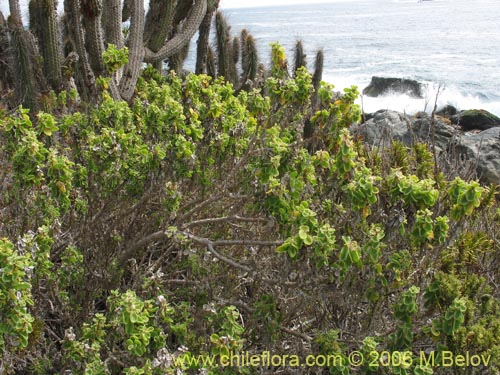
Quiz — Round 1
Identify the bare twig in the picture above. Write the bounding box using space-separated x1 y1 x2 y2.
182 215 268 229
279 326 312 342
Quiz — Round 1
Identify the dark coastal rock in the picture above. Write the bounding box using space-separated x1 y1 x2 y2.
352 110 459 151
362 76 424 98
449 109 500 131
436 105 458 118
453 127 500 184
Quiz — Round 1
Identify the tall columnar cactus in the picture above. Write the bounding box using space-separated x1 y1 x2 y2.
7 0 46 111
103 0 124 49
118 0 145 101
206 46 217 78
215 11 231 81
240 32 258 89
168 43 190 75
8 0 22 25
294 40 307 76
10 25 41 111
0 11 10 93
312 49 324 107
232 36 240 66
304 49 325 142
196 0 219 74
122 0 131 21
64 0 97 102
29 0 62 90
80 0 106 78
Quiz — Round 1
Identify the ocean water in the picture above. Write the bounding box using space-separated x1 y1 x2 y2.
188 0 500 116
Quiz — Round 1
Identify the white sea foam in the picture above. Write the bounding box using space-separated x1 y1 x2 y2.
325 74 500 117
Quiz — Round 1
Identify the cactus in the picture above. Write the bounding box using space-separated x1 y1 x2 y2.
144 0 207 64
144 0 177 71
293 40 307 76
215 12 230 80
6 0 209 102
8 0 46 110
8 0 22 26
10 26 41 111
0 11 13 95
195 0 219 74
232 36 240 66
64 0 97 101
168 43 190 75
206 46 217 78
29 0 62 91
215 12 239 85
81 0 106 77
240 32 258 90
122 0 131 21
103 0 124 49
304 49 324 142
312 49 324 108
119 0 145 101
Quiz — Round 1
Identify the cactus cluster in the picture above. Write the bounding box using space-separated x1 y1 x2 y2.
1 0 214 107
196 12 260 91
1 0 325 111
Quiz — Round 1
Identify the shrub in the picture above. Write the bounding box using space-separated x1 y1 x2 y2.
1 45 499 374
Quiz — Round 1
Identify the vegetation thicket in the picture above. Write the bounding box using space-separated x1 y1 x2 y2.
1 1 500 375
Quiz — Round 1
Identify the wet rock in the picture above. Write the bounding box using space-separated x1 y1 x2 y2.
362 76 424 98
436 104 458 118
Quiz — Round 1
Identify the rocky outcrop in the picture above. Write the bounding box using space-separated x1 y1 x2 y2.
362 76 424 98
449 109 500 131
352 110 459 151
453 127 500 183
353 109 500 184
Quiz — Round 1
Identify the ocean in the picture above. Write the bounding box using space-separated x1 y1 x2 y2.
188 0 500 116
